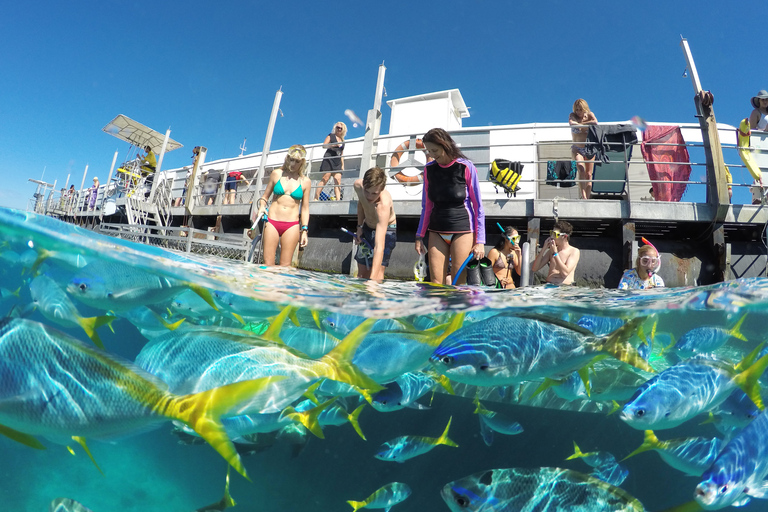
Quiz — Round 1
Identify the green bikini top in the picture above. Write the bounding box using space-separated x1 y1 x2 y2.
274 178 303 200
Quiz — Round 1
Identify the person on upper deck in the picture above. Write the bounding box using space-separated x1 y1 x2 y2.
415 128 485 285
531 219 580 285
87 177 99 211
569 99 599 200
314 122 346 201
618 241 665 290
749 90 768 131
254 145 311 266
140 145 157 175
487 225 522 289
353 166 397 281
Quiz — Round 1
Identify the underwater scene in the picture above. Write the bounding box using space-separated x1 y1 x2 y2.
1 206 768 512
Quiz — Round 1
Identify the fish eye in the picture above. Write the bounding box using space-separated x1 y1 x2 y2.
634 409 645 418
441 356 455 365
479 365 489 371
454 496 469 508
719 485 728 494
78 283 88 292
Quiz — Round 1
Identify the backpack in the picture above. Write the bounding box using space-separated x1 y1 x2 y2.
490 159 522 197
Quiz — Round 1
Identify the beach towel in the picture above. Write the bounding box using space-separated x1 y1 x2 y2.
640 125 692 202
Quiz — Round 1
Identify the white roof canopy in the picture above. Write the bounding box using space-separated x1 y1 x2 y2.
102 114 183 153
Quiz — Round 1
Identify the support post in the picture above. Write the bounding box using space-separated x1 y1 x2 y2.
359 63 387 178
249 88 283 224
622 221 636 271
149 128 172 202
100 150 119 219
526 217 541 286
185 146 207 214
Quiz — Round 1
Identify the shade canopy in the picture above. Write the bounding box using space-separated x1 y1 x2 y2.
102 114 183 153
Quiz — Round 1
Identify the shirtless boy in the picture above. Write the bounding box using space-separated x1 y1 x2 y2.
531 220 580 285
353 167 397 281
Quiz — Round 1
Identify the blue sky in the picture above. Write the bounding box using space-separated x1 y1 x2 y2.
1 0 765 210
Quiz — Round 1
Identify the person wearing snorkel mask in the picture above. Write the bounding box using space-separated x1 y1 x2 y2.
531 220 580 285
618 243 664 290
487 225 522 289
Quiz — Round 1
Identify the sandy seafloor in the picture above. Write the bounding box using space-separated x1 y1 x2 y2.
0 207 767 512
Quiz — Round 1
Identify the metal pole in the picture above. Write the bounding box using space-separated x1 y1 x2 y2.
149 128 171 202
680 37 702 94
519 241 530 287
100 150 119 218
249 88 283 224
78 164 89 214
359 63 387 178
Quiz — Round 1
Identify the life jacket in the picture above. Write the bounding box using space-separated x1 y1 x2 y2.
489 159 522 197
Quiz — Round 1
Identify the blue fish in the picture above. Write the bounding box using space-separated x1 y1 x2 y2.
670 314 747 358
695 408 768 509
374 417 458 462
620 352 768 430
441 467 644 512
431 314 651 387
566 441 618 469
624 430 723 477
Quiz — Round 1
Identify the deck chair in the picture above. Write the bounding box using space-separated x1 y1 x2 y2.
591 149 630 197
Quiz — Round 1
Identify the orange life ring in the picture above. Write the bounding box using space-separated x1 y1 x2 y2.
390 139 429 183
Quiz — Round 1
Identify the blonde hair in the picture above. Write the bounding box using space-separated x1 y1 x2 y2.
573 99 590 113
333 122 347 139
282 144 308 177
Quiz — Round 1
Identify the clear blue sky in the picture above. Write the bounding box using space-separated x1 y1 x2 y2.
1 0 765 210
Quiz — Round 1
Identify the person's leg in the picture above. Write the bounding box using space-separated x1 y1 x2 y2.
357 260 372 279
332 172 342 200
278 224 301 266
584 156 595 198
574 152 587 199
261 221 280 266
315 173 331 199
427 232 450 285
449 232 474 285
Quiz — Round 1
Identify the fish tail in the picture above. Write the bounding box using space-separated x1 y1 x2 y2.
433 313 465 346
346 500 366 511
231 312 246 325
320 318 384 392
162 376 285 480
149 309 186 331
284 398 338 440
473 399 491 416
622 430 661 461
659 333 677 356
433 373 455 395
347 404 367 441
437 416 459 448
600 317 655 373
577 366 591 398
77 315 116 349
530 377 561 399
729 313 748 342
28 248 51 276
0 423 46 450
733 350 768 411
222 466 236 509
606 400 621 416
11 286 20 298
189 284 219 311
261 305 296 345
565 441 585 461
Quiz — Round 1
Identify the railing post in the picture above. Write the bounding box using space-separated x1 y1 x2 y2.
249 88 283 224
359 63 387 178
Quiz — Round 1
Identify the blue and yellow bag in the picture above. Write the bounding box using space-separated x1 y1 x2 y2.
490 159 522 197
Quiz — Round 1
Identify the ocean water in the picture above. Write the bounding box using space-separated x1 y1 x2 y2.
0 207 767 512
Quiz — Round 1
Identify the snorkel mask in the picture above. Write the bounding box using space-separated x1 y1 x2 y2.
640 237 661 274
413 253 427 282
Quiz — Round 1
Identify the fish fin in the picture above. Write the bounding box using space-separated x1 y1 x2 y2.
347 404 367 440
66 445 76 455
405 401 431 411
432 313 465 346
282 399 336 440
165 376 285 480
746 480 768 499
437 416 459 448
189 284 219 311
231 312 246 325
261 305 295 345
222 466 236 509
71 436 104 475
508 312 596 336
356 387 374 405
734 341 765 372
530 378 561 399
432 373 454 395
302 381 321 404
311 310 323 330
28 248 51 276
659 333 677 356
733 350 768 411
565 441 584 461
606 400 621 416
288 309 301 327
346 500 365 512
657 500 706 512
577 366 591 398
729 313 748 342
320 318 384 392
598 317 655 373
11 287 21 298
699 411 718 425
622 430 660 461
0 423 46 450
77 315 116 350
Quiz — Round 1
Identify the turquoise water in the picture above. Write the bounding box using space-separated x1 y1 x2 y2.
1 207 767 512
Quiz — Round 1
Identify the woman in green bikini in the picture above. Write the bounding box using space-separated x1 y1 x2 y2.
255 145 311 266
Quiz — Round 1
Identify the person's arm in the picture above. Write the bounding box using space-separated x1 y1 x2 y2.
510 244 522 276
256 171 278 219
750 110 760 130
322 135 333 149
465 160 485 259
531 238 553 272
585 112 598 125
355 195 365 244
415 165 431 255
299 177 311 248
